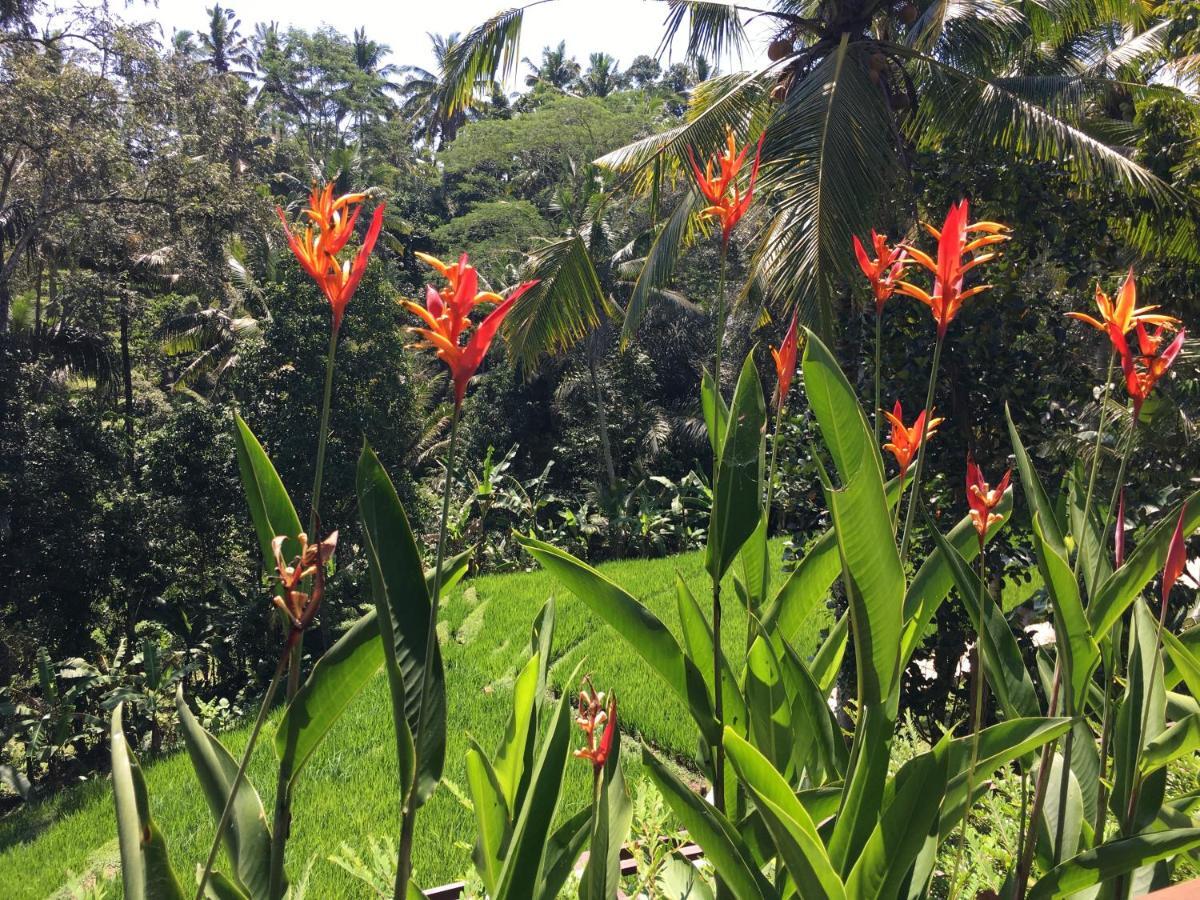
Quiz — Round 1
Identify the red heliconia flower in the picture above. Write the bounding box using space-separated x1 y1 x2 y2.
1109 322 1186 420
403 252 538 408
882 401 944 478
770 309 800 409
276 182 385 332
897 200 1010 338
688 125 765 247
1067 269 1180 348
1163 504 1188 613
574 682 616 772
271 530 338 647
966 454 1012 547
853 230 908 314
1115 490 1126 568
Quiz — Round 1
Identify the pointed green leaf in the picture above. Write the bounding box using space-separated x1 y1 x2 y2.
466 741 509 895
176 688 272 898
232 413 303 576
676 575 747 738
1027 829 1200 898
1163 626 1200 696
701 367 729 457
1037 753 1084 867
745 636 793 776
538 806 593 900
1141 713 1200 775
493 651 540 812
1006 406 1066 554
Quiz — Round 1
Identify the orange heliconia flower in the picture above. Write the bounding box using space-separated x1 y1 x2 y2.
897 200 1010 338
882 401 944 478
402 252 538 408
688 125 765 247
770 308 800 409
271 530 338 646
966 455 1011 547
574 681 616 772
276 182 385 331
1109 322 1186 420
1067 269 1180 343
1163 504 1188 612
853 230 908 313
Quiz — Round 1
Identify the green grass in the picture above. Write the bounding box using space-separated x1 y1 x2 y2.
0 539 822 898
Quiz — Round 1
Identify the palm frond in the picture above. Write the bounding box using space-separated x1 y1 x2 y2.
905 0 1028 60
504 234 612 371
439 6 526 117
904 44 1176 202
657 0 749 63
621 187 703 345
751 37 902 335
1085 20 1170 75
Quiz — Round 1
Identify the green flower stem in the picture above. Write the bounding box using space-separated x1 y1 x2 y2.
948 549 989 900
711 242 730 820
396 406 461 900
898 333 944 561
269 321 340 899
1073 351 1116 582
194 650 287 900
714 246 728 395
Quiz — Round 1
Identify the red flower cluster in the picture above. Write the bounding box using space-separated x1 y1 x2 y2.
966 455 1011 548
688 126 764 247
271 531 338 646
1109 322 1186 420
853 230 907 314
770 309 800 410
883 401 944 478
574 682 616 772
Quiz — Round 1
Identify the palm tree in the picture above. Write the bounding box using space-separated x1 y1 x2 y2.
522 41 581 90
396 32 472 147
436 1 1190 336
578 52 623 97
349 26 403 138
198 5 252 75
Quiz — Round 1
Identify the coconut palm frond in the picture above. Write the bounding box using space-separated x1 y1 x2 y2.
505 234 612 371
1118 212 1200 264
1086 20 1170 75
621 188 704 345
752 38 902 335
658 0 749 63
439 6 526 117
906 46 1176 202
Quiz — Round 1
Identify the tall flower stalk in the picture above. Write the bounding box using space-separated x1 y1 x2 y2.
397 252 535 896
853 230 906 444
689 125 763 819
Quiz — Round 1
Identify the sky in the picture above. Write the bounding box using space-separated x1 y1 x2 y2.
108 0 769 84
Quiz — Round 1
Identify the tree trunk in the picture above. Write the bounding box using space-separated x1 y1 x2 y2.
119 296 137 478
0 277 11 336
587 339 617 492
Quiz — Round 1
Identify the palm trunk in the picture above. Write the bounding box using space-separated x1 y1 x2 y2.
588 342 617 492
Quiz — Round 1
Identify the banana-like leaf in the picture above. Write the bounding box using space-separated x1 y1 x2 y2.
745 635 793 777
176 687 272 898
1067 459 1113 604
774 634 847 781
1089 491 1200 639
644 744 775 900
538 806 593 900
1141 713 1200 775
111 704 185 900
519 535 718 742
926 514 1040 720
622 189 703 344
676 575 747 738
1112 601 1167 833
493 650 540 813
232 413 303 578
737 515 770 615
845 739 950 899
828 705 893 876
802 329 902 707
812 613 849 697
466 739 509 895
723 728 845 899
494 662 582 899
581 721 633 900
200 871 249 900
1036 752 1084 867
701 366 729 457
1163 626 1200 695
706 352 766 580
1005 407 1067 554
1032 512 1100 715
1027 828 1200 898
273 549 471 788
357 444 443 808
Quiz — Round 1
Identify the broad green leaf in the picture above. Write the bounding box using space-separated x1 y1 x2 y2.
745 636 793 776
925 510 1039 720
466 740 508 895
1037 753 1084 867
902 499 1012 668
111 704 185 900
737 515 771 615
1163 626 1200 699
812 613 848 697
1027 828 1200 898
1089 491 1200 639
1006 406 1066 554
775 634 846 781
176 687 272 898
827 704 893 876
493 651 539 812
701 366 729 457
1141 713 1200 775
723 728 845 899
519 536 718 742
232 413 303 576
1033 512 1100 715
1067 459 1112 603
201 871 249 900
1112 601 1167 833
357 444 443 807
643 745 773 900
271 546 470 786
706 352 766 580
494 662 582 899
675 575 747 738
802 329 902 707
537 806 593 900
846 741 949 900
581 721 633 900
